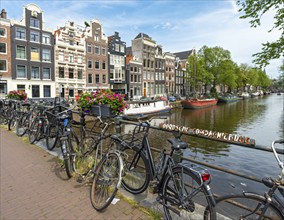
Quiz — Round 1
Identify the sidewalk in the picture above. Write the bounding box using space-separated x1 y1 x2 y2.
0 127 151 220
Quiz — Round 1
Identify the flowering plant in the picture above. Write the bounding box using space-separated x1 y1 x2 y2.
6 90 28 100
77 89 128 115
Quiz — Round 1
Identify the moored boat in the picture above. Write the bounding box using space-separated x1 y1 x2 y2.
123 100 172 120
218 94 239 103
251 91 260 97
239 92 250 99
181 98 217 109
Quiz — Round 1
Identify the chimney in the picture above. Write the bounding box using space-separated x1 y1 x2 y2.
1 9 7 19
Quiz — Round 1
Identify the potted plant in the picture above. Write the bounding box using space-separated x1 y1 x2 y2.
6 90 27 101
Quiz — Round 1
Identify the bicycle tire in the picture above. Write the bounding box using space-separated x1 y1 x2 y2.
90 152 122 212
61 139 73 179
8 114 17 131
46 124 58 151
205 193 283 220
162 166 216 220
16 113 29 136
28 118 40 144
121 147 150 194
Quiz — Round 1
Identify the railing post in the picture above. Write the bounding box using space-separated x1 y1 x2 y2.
115 116 122 137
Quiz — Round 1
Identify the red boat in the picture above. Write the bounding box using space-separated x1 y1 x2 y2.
181 98 218 109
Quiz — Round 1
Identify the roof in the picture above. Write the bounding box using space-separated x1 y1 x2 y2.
174 50 193 60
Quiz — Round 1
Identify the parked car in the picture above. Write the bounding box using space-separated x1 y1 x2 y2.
168 96 176 102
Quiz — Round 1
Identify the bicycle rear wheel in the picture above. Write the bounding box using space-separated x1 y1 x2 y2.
162 166 216 220
121 147 150 194
8 114 17 131
207 193 282 220
61 138 73 179
90 152 122 212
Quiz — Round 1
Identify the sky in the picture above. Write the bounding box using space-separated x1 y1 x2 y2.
1 0 282 79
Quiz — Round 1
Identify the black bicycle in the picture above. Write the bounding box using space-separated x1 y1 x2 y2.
112 118 216 219
205 140 284 220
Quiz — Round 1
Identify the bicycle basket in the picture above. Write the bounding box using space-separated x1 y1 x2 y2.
121 123 149 149
45 105 70 126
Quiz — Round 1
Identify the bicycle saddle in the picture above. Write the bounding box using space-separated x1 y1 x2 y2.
167 138 188 150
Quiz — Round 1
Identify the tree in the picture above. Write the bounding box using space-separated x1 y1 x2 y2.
237 0 284 67
218 60 238 92
198 46 232 90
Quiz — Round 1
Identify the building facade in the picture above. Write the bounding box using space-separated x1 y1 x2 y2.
164 52 176 96
108 32 126 94
154 45 165 97
0 9 11 98
126 53 142 100
85 19 108 91
54 21 86 99
10 3 55 98
132 33 156 98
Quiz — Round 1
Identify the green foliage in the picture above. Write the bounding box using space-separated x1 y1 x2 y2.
237 0 284 67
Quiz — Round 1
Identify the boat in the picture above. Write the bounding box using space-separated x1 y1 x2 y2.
218 94 239 103
181 98 218 109
239 92 250 100
123 100 172 120
251 91 260 97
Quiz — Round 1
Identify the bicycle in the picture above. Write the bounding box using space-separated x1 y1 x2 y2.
106 117 217 219
205 140 284 220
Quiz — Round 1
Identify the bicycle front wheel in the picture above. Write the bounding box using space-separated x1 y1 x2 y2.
61 139 73 179
121 147 150 194
209 193 283 220
16 113 29 136
46 124 58 151
28 118 40 144
90 152 122 212
162 166 216 220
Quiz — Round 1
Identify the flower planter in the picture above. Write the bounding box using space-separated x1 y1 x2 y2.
91 104 116 118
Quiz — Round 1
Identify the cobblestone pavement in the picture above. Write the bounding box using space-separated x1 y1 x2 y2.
0 127 151 220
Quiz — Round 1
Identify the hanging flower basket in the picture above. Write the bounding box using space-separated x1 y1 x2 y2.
76 89 129 118
90 104 116 118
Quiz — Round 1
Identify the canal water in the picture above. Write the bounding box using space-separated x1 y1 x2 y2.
126 94 284 197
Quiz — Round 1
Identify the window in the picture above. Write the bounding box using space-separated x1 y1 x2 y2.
31 66 40 79
95 61 100 69
78 69 83 79
43 68 51 79
69 31 74 37
88 60 92 69
69 54 74 63
102 61 106 70
32 85 40 97
102 75 106 83
31 47 39 61
30 31 39 42
95 74 99 83
44 85 51 97
0 60 7 71
87 43 92 53
88 73 92 83
17 65 27 78
16 45 26 59
17 85 25 92
77 55 82 64
30 18 39 28
120 45 125 53
58 52 64 62
94 35 99 41
42 49 51 61
69 68 74 79
115 44 119 52
16 27 26 40
59 67 64 78
0 43 6 53
69 40 74 46
0 27 6 37
109 69 114 79
102 47 106 56
42 33 50 44
95 45 100 55
69 88 74 98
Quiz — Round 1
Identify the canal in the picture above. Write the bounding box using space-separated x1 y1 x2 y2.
124 94 284 197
